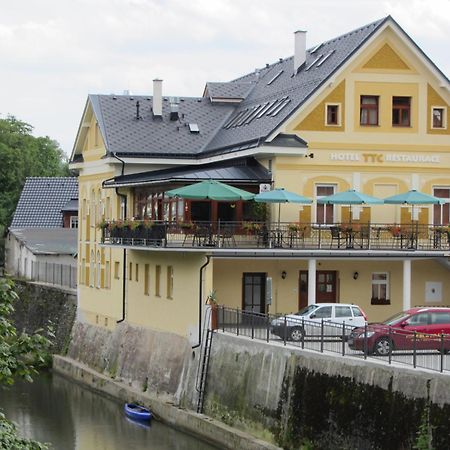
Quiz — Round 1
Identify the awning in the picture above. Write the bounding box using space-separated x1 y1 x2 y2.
103 159 272 188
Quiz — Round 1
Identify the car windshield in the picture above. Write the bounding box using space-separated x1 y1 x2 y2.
295 305 319 316
381 311 410 326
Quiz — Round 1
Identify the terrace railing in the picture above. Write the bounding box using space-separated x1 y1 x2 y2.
216 306 450 374
102 220 450 252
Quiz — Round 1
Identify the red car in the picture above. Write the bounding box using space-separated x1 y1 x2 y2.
348 307 450 356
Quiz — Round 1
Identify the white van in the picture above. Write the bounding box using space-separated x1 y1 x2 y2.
271 303 367 341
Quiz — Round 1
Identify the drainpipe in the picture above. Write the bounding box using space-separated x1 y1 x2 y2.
192 256 211 349
112 153 128 324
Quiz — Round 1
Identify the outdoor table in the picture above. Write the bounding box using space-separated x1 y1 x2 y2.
342 228 357 249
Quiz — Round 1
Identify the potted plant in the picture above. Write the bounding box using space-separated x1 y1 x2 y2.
206 289 218 330
179 221 194 233
242 222 260 235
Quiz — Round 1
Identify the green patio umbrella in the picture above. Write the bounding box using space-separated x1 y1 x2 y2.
384 189 446 221
254 188 312 227
166 179 255 201
383 190 446 205
317 189 383 222
317 189 384 205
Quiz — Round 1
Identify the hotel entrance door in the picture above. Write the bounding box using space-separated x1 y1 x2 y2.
299 270 338 309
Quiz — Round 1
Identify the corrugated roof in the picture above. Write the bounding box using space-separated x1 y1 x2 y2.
10 177 78 228
9 228 78 255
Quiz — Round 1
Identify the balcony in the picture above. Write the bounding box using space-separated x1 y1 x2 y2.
100 220 450 253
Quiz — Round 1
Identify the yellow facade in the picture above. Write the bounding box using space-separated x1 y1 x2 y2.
72 21 450 338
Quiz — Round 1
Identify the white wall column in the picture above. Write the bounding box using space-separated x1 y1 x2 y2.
308 259 317 305
403 259 412 311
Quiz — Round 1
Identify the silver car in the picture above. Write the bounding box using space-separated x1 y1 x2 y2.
271 303 367 341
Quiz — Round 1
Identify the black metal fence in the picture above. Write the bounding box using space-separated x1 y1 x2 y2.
102 220 450 251
215 306 450 374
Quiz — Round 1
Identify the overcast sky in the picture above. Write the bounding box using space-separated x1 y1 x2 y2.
0 0 448 156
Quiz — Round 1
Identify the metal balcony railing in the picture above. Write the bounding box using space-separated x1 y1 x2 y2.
100 220 450 252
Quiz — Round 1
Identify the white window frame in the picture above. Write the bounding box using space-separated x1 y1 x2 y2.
70 216 78 228
431 106 447 130
371 272 390 302
325 103 341 127
315 184 336 225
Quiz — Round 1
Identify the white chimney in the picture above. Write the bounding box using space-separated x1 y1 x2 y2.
294 30 306 74
153 78 163 117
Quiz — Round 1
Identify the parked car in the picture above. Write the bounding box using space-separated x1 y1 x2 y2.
348 307 450 356
271 303 367 341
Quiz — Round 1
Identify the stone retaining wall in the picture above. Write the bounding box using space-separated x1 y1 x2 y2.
12 280 77 354
63 320 450 449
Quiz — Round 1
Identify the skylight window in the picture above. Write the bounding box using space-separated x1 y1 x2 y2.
188 123 199 133
256 101 276 118
269 99 291 117
224 111 246 129
316 50 335 67
244 104 266 125
305 55 323 71
265 97 287 115
310 43 322 54
267 70 284 85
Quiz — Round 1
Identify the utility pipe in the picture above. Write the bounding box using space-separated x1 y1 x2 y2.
192 256 211 349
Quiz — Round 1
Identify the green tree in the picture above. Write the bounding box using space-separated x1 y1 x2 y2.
0 278 54 449
0 115 70 235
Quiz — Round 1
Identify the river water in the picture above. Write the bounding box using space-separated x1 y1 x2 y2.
0 371 218 450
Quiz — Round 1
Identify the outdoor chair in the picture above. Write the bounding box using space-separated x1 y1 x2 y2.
330 226 344 248
359 225 371 249
218 225 236 247
256 224 270 248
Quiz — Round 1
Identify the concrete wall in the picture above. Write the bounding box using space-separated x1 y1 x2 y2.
65 319 450 449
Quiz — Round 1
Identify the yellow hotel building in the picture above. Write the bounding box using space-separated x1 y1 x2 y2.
70 16 450 343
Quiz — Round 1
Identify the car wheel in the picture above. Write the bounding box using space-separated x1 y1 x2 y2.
373 337 393 356
289 327 305 342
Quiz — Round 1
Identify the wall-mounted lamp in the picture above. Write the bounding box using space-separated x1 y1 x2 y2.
353 271 359 280
281 270 287 280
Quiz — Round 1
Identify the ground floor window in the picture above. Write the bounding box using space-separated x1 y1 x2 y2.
242 273 266 314
371 272 390 305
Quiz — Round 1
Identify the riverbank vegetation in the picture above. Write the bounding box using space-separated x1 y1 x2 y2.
0 278 54 449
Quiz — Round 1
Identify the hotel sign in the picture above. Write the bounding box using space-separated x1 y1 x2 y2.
330 152 440 164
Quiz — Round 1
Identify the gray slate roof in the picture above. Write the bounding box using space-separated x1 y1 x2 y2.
61 198 79 212
205 82 254 101
91 95 235 157
104 159 271 187
10 177 78 228
78 16 447 161
9 228 77 255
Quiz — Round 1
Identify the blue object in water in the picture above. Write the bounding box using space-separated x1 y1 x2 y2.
124 403 152 422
